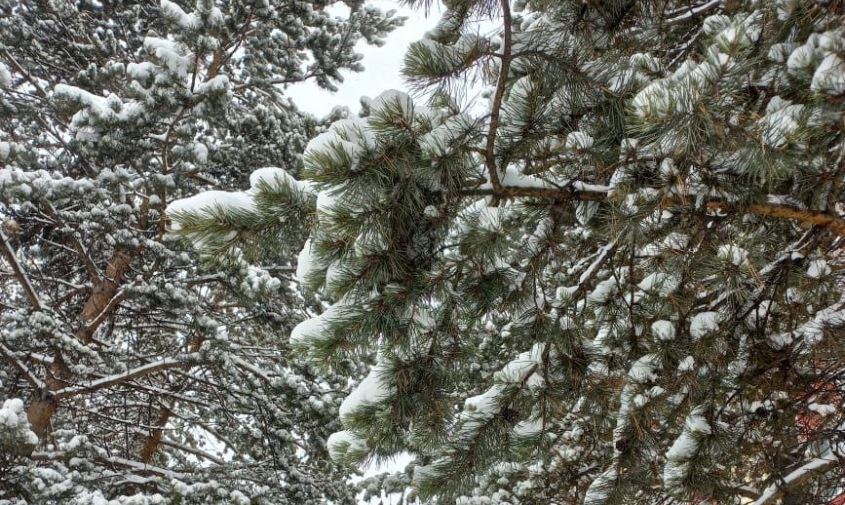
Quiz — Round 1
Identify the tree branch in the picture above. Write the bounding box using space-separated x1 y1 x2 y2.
483 0 513 194
76 288 126 343
459 185 845 236
750 453 840 505
0 343 46 389
0 228 44 310
1 48 48 99
53 356 200 399
160 438 225 465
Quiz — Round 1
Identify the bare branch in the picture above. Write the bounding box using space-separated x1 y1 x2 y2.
483 0 514 194
0 228 44 310
0 343 46 389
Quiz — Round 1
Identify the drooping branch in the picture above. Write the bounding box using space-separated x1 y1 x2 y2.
29 451 185 479
160 438 225 466
100 455 186 480
229 354 275 383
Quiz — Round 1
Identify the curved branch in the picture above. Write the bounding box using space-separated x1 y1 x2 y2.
750 453 840 505
483 0 513 193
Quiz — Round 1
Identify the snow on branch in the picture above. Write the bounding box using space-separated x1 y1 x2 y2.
228 354 274 383
750 452 841 505
0 228 44 310
663 0 722 26
53 356 199 399
0 343 45 390
462 185 845 237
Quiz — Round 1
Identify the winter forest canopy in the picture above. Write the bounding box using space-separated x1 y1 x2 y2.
2 0 845 504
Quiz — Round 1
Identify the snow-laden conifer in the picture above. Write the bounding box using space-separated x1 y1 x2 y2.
0 0 399 503
174 0 845 503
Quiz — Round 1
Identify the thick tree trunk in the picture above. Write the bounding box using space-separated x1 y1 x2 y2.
25 351 71 437
136 334 206 463
26 396 57 438
81 249 132 325
139 405 173 464
25 249 135 438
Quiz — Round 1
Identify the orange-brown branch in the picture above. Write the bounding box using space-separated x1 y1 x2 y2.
140 405 173 464
136 333 207 463
463 186 845 236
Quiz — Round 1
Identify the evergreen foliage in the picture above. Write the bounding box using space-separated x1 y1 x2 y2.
178 0 845 504
0 1 399 503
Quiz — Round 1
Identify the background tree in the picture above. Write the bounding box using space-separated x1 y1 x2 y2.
0 0 399 503
175 0 845 504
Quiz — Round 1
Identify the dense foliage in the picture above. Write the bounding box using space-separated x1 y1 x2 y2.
0 1 399 504
174 0 845 504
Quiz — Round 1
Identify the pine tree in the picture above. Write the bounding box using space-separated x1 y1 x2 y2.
172 0 845 504
0 1 399 503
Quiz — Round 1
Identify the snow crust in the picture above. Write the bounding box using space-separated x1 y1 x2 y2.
250 166 314 194
689 311 721 340
628 354 660 383
663 407 711 491
327 430 368 462
717 244 748 266
54 84 143 123
812 53 845 95
583 466 617 505
289 310 330 346
127 61 155 82
759 97 803 148
143 36 193 77
638 272 680 295
160 0 199 30
806 258 831 278
166 191 254 225
167 167 308 231
295 238 317 285
339 363 392 420
0 62 11 88
651 320 676 341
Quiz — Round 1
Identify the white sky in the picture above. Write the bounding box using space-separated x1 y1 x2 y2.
286 1 441 117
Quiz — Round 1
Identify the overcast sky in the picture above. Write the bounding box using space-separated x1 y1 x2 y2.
286 1 440 117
